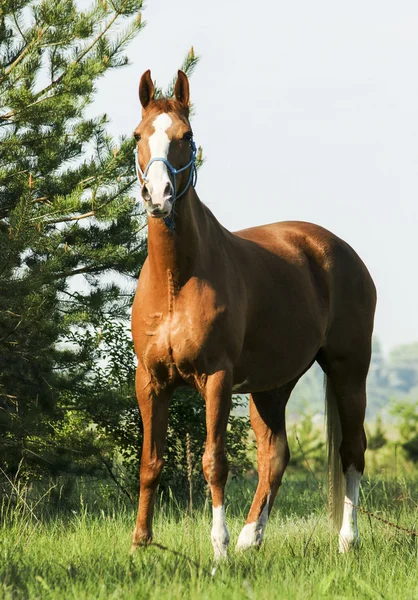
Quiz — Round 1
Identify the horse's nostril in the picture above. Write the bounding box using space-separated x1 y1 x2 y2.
163 182 173 198
142 184 151 201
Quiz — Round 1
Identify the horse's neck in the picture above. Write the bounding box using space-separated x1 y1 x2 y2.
146 188 211 287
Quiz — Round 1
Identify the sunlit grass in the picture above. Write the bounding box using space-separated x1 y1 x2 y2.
1 474 417 599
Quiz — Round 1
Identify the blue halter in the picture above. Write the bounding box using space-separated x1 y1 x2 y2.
134 139 198 232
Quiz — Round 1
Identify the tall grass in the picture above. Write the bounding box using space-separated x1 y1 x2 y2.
1 472 417 599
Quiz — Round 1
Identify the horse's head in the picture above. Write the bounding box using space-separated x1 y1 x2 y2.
134 70 196 220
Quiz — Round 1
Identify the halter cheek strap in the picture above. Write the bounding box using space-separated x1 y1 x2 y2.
134 140 198 232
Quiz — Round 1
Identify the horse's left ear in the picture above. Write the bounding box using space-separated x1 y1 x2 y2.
174 70 190 107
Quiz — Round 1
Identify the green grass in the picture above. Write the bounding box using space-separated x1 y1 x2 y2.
1 474 417 599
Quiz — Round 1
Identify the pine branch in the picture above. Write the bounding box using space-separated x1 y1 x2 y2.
0 25 49 82
31 178 136 225
0 0 134 122
164 47 200 98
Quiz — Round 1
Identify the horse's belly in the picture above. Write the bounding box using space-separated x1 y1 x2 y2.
231 355 313 393
231 321 324 393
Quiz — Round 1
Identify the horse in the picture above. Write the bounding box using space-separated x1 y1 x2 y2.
130 69 376 560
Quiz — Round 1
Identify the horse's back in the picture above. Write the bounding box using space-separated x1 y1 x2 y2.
233 220 353 264
233 220 375 299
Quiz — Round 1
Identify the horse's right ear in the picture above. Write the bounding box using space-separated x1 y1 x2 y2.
139 70 155 108
174 70 190 108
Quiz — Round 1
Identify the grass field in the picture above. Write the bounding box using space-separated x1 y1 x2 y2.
1 473 417 600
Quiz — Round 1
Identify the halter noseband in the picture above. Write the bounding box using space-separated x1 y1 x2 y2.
134 139 198 232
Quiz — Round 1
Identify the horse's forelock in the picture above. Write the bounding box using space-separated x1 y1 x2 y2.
145 97 189 120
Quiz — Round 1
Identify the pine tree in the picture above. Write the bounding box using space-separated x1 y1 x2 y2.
0 0 201 483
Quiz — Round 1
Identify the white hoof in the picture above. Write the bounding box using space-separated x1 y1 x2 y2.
236 522 262 551
211 506 230 560
211 530 229 560
339 530 360 553
236 497 270 552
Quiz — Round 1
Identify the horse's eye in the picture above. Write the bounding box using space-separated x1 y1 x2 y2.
182 131 193 141
134 133 141 142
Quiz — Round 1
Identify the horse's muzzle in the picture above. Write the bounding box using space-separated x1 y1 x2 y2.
148 206 171 218
142 180 174 218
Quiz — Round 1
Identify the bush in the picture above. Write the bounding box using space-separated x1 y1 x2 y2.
391 397 418 462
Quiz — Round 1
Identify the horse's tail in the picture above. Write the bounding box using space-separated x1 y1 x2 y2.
325 376 344 529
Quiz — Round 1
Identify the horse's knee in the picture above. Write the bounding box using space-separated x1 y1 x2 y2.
140 457 164 489
202 449 228 487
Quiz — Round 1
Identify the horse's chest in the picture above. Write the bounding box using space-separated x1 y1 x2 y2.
169 309 210 363
139 300 224 386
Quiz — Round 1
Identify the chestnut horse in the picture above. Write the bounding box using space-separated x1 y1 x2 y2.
130 70 376 559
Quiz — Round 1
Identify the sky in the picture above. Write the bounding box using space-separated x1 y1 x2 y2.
88 0 418 353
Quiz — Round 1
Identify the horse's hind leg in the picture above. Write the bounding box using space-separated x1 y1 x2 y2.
334 373 367 553
319 350 369 553
236 380 297 551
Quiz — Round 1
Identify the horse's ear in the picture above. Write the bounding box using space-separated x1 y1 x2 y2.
174 70 190 107
139 70 155 109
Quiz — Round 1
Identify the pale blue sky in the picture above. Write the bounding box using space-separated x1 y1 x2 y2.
90 0 418 352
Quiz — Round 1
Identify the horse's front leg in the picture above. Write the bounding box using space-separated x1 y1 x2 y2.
201 369 232 561
131 366 170 551
237 383 296 551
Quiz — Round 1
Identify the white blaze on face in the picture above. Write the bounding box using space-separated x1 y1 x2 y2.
211 505 230 560
236 493 271 551
145 113 173 207
339 465 361 553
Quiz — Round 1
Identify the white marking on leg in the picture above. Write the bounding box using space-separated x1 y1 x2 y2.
144 113 173 209
339 465 361 553
211 505 230 560
236 493 271 551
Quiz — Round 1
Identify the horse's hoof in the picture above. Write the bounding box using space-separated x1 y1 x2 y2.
212 547 229 562
211 529 230 562
236 523 263 552
130 534 152 554
236 541 261 552
338 532 360 553
129 541 151 554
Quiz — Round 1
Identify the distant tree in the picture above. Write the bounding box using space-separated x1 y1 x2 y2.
368 337 386 387
390 397 418 462
366 414 387 451
287 363 323 417
288 408 325 472
386 343 418 394
365 337 391 414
